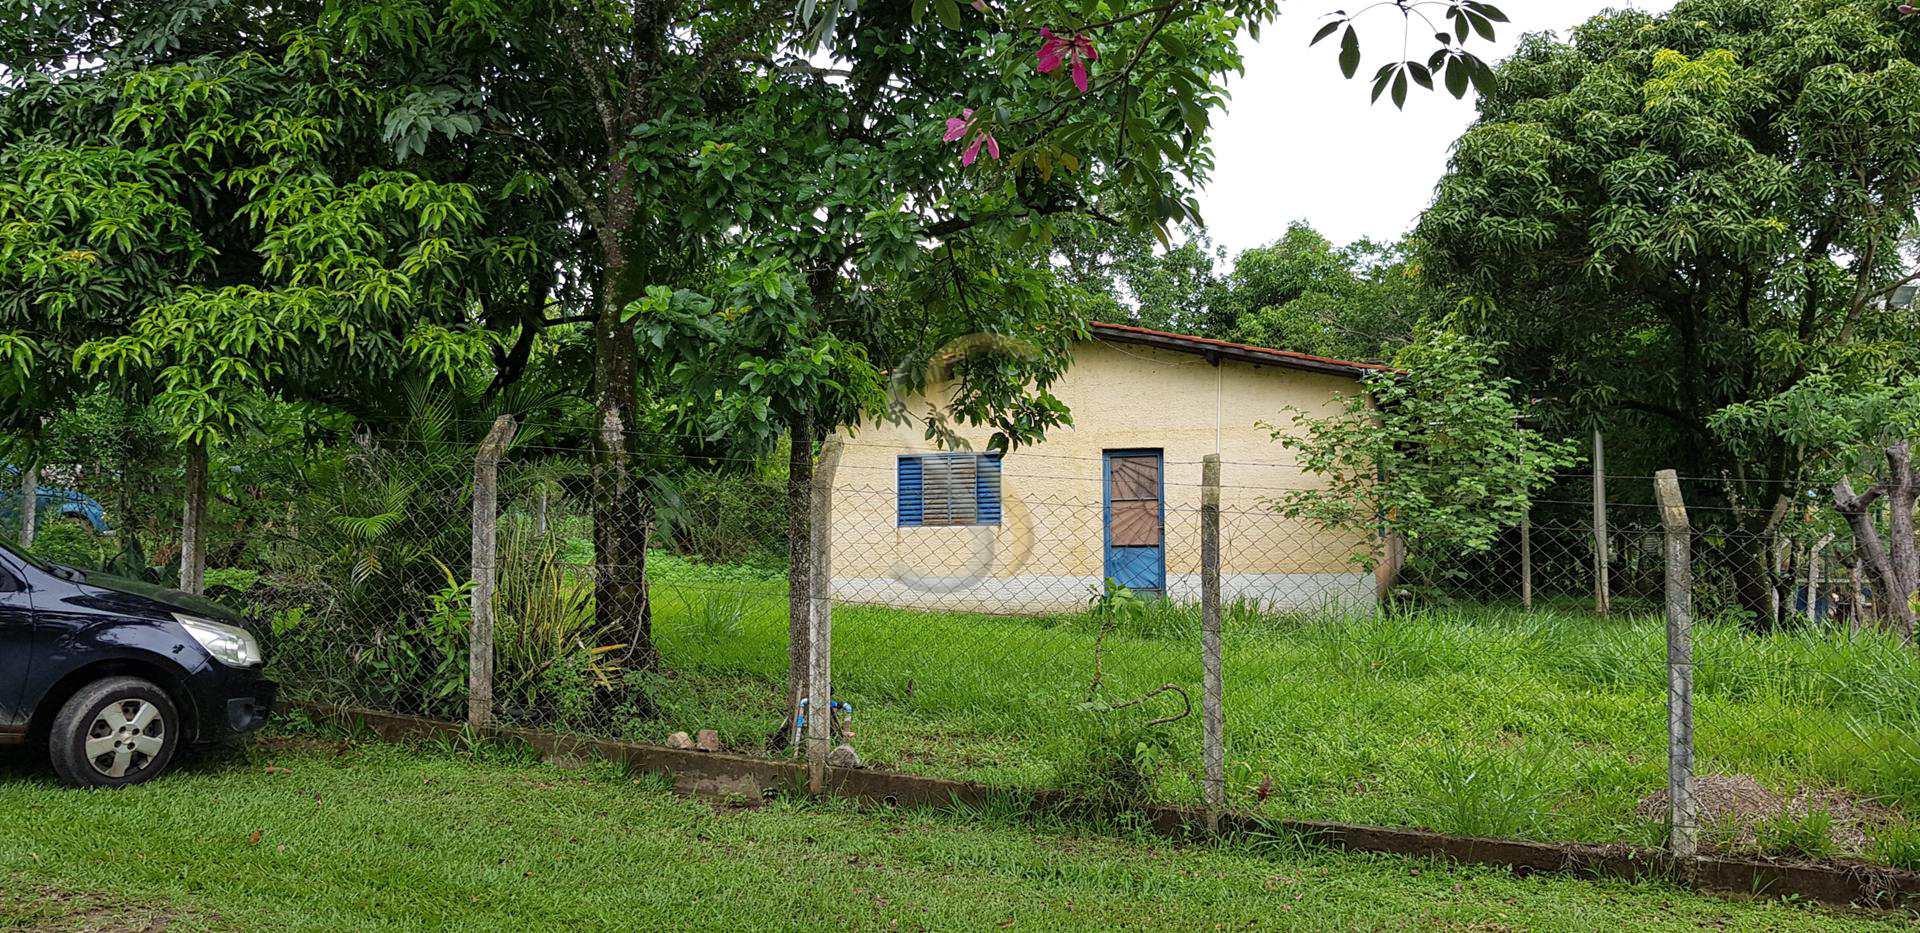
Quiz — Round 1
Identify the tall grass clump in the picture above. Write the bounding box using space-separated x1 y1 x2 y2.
1403 749 1552 839
1868 821 1920 870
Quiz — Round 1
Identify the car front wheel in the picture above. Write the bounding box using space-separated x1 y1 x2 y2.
48 676 180 788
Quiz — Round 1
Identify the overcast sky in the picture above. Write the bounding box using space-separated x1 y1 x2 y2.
1194 0 1679 256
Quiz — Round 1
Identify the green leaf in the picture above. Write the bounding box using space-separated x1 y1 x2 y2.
1444 57 1470 97
1465 1 1508 23
1338 26 1360 79
1311 20 1342 46
934 0 962 30
1466 53 1497 94
1465 10 1495 42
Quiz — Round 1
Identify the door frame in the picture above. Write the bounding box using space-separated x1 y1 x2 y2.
1101 448 1166 593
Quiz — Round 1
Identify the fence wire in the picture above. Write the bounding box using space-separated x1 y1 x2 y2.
10 433 1920 869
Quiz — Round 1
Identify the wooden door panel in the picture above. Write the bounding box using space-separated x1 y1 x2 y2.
1109 456 1161 501
1109 501 1161 547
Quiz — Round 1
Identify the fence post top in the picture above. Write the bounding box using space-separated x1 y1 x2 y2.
475 415 517 465
1653 469 1689 532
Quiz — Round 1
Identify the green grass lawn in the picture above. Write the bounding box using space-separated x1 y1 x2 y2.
277 554 1920 865
0 730 1906 930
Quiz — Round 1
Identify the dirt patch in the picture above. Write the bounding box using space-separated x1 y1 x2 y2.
0 881 207 932
1636 774 1894 855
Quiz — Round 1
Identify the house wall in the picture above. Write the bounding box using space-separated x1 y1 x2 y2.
830 340 1378 613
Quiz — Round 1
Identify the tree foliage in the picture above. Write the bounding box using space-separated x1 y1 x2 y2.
1227 224 1436 361
1270 327 1575 570
0 0 1515 686
1420 0 1920 514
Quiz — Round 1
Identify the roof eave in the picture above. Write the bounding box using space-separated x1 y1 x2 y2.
1086 322 1383 379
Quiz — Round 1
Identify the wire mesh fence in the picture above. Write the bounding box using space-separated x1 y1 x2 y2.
11 426 1920 869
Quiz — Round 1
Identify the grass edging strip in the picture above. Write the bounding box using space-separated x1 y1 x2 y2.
286 701 1920 911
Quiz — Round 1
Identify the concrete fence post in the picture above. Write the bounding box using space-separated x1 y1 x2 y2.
1593 429 1611 615
1201 454 1224 826
468 416 517 730
1654 469 1697 859
807 436 843 794
1520 508 1533 611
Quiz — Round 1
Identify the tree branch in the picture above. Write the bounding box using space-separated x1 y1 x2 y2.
480 125 607 231
558 12 620 140
690 1 794 88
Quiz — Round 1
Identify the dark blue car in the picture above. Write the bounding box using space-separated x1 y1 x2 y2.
0 540 274 786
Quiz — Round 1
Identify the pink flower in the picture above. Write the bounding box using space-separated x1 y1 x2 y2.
1036 28 1098 93
943 108 1001 166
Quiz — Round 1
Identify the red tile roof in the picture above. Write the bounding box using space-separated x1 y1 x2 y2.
1087 321 1388 378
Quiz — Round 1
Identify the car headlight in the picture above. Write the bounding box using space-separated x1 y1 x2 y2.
175 613 263 668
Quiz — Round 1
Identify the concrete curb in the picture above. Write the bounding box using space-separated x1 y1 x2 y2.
287 702 1920 911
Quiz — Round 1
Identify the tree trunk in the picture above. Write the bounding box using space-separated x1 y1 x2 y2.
556 0 677 677
781 411 817 749
1807 533 1832 624
179 442 206 595
1769 530 1791 630
17 459 36 550
1889 444 1920 623
1850 559 1867 634
1735 496 1789 628
1835 441 1918 644
593 273 655 671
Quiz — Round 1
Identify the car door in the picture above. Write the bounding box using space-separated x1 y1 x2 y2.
0 560 33 739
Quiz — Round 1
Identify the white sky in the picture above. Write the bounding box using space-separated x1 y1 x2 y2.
1195 0 1678 255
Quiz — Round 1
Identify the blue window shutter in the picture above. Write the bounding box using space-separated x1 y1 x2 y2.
897 456 923 526
975 454 1002 525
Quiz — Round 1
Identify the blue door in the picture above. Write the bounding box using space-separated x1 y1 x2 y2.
1103 450 1165 593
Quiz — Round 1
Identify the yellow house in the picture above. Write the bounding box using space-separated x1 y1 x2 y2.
830 322 1388 614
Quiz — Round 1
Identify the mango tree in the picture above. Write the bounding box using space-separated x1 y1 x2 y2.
1420 0 1920 620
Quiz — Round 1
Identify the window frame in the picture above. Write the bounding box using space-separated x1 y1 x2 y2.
897 452 1002 527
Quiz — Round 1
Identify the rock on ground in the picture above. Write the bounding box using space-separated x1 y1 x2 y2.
827 744 864 769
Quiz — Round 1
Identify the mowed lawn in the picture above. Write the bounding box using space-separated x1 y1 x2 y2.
0 732 1906 931
539 566 1920 861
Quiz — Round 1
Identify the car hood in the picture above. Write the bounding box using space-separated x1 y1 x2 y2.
75 571 246 625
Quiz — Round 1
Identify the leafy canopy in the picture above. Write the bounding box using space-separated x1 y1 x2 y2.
1419 0 1920 503
1271 326 1575 567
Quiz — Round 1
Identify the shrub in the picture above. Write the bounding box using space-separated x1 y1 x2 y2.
28 519 108 569
205 567 261 597
665 466 787 570
1047 707 1179 809
493 519 616 728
